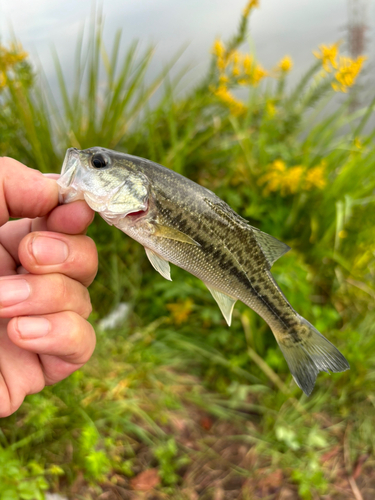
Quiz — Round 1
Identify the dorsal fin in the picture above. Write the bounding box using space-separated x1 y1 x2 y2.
204 197 290 268
253 229 290 267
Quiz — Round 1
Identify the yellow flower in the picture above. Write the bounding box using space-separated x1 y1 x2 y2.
237 78 249 86
217 56 228 71
266 100 276 117
305 160 326 190
282 166 304 194
243 54 254 76
272 160 286 172
232 65 240 77
219 74 229 84
313 43 340 72
0 42 28 92
251 64 268 85
258 160 286 194
354 137 362 149
232 51 241 65
332 55 366 92
231 51 241 77
213 85 247 115
212 39 225 59
212 39 229 72
0 71 6 89
0 42 28 70
243 0 260 17
167 299 194 325
258 159 326 196
278 55 293 73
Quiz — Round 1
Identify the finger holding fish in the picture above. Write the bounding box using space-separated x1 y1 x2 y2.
8 311 96 366
31 199 95 234
0 200 95 272
0 160 99 418
17 231 98 287
0 273 92 319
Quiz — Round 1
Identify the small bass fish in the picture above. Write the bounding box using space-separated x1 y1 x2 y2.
58 147 349 395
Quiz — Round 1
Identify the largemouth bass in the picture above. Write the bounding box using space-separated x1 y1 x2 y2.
58 147 349 395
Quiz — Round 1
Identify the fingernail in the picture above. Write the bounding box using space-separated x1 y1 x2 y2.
32 236 69 265
0 279 30 307
16 317 51 339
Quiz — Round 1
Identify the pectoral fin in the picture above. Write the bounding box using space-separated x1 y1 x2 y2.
153 223 200 246
145 247 172 281
205 284 237 326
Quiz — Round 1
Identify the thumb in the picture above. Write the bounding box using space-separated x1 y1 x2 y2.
0 157 59 225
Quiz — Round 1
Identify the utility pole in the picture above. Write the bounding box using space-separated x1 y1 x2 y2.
347 0 368 58
347 0 368 109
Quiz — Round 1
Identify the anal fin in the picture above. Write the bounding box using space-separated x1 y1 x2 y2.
145 247 172 281
205 284 237 326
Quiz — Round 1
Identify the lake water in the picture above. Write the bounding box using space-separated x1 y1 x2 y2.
0 0 372 97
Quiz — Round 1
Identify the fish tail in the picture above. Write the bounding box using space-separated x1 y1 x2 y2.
274 314 349 396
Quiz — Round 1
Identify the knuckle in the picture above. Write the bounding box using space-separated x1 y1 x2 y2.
82 294 93 319
83 236 98 264
66 314 95 364
0 379 19 417
27 376 45 396
71 282 92 318
49 274 92 317
75 286 92 318
55 273 69 303
60 313 81 359
65 310 79 327
0 406 11 418
85 235 97 253
80 323 96 363
0 156 12 170
0 398 21 418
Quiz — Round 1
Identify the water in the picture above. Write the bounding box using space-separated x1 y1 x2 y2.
0 0 373 106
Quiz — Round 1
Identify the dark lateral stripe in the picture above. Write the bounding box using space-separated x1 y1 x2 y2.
153 191 300 340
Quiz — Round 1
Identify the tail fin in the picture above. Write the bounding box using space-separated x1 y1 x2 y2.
276 315 349 396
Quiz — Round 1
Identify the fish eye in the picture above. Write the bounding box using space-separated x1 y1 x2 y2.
91 153 108 169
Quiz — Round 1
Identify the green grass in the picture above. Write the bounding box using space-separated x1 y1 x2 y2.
1 3 375 499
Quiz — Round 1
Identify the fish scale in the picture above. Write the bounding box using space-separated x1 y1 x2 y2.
58 146 350 396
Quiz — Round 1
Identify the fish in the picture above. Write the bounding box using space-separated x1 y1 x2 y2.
57 147 349 395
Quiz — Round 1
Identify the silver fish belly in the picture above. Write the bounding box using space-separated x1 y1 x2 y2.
58 147 349 395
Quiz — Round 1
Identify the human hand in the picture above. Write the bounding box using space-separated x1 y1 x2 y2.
0 157 98 417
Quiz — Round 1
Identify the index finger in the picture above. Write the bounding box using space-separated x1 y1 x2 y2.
0 157 59 224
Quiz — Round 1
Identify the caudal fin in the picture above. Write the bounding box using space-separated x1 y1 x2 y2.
276 315 349 396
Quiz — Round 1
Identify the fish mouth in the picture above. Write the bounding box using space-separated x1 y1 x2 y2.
125 203 149 220
57 148 85 204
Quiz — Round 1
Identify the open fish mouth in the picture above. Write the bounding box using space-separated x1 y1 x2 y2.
57 148 84 204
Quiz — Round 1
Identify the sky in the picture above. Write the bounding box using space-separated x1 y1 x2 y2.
0 0 372 92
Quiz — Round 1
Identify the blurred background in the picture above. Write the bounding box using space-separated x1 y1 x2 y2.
1 0 375 499
1 0 372 90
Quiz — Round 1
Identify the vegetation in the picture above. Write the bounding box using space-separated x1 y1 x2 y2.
1 0 375 498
